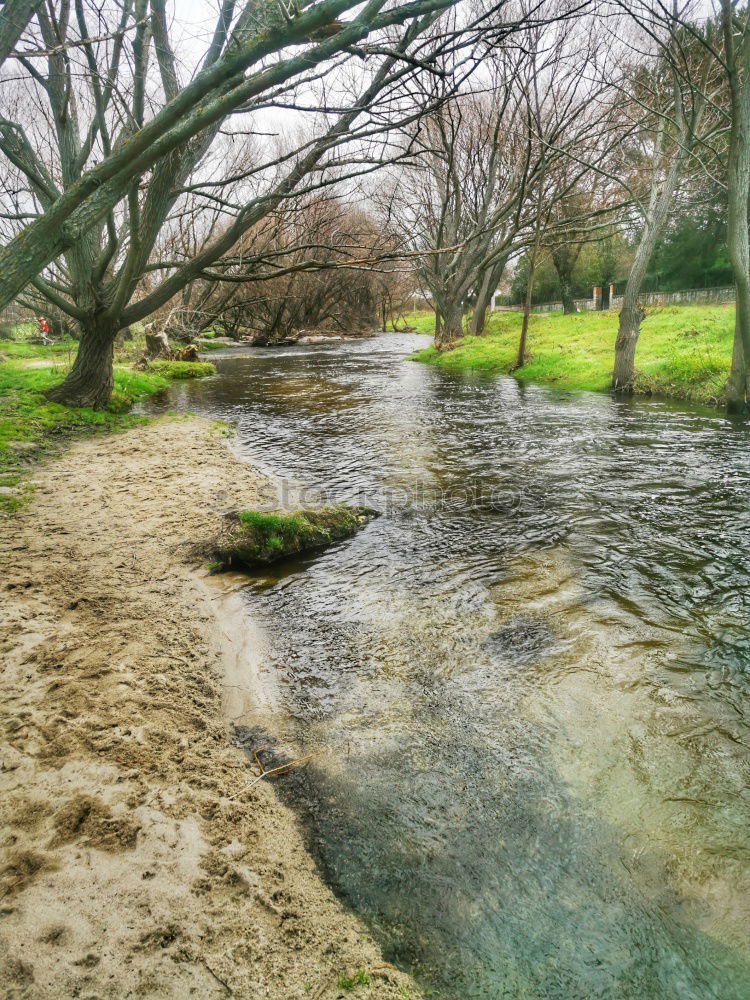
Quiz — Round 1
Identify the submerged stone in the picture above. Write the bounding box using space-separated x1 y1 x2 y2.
210 504 377 571
483 614 553 665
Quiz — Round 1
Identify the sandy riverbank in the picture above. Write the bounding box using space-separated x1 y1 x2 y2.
0 418 419 999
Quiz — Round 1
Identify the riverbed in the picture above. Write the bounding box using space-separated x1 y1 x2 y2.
143 333 750 999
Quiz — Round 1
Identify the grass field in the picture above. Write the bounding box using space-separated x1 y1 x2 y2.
408 304 735 405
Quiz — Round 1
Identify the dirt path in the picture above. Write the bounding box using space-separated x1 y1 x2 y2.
0 418 419 999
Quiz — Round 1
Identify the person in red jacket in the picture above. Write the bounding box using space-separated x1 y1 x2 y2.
38 316 50 343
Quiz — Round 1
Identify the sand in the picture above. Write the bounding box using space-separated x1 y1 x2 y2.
0 417 420 999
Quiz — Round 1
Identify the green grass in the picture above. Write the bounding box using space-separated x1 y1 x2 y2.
405 310 440 336
145 360 216 378
336 968 371 989
0 336 80 361
235 510 323 560
0 361 168 513
410 304 735 405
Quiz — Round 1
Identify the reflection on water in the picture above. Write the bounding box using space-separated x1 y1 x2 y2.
143 335 750 998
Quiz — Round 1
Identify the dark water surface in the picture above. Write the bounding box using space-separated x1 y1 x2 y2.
143 334 750 998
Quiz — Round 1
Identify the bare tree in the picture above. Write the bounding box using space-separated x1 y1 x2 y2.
181 196 387 342
644 0 750 413
386 7 622 351
0 0 497 405
0 0 477 337
610 3 717 391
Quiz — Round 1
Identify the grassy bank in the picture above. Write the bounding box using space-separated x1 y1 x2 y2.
409 304 735 405
0 337 216 513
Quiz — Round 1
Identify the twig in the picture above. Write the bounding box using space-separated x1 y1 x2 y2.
253 745 270 774
230 746 332 799
201 959 232 994
10 19 150 60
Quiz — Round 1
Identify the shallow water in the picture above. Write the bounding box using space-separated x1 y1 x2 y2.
143 334 750 998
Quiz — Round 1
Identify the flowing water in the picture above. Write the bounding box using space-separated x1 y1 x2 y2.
143 333 750 998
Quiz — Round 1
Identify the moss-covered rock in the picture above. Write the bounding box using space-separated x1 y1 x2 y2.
145 360 216 379
210 504 377 570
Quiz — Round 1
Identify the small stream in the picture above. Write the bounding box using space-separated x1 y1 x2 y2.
142 333 750 998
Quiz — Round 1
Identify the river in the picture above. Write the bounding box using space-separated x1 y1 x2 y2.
142 332 750 999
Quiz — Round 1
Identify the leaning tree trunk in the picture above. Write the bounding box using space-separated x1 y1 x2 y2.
44 317 117 408
612 153 683 392
612 294 645 390
0 1 42 70
613 247 651 392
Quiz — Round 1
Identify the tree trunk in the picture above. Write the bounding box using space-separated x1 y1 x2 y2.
613 266 648 392
0 1 41 70
725 259 750 415
612 296 644 391
724 31 750 414
434 300 463 350
471 255 508 335
145 329 171 358
726 303 750 413
44 316 116 408
612 155 683 392
471 272 494 336
551 245 581 314
514 261 536 370
560 276 577 314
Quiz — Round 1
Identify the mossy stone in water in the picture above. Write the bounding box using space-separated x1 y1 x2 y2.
212 504 377 570
483 614 553 666
145 360 216 379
